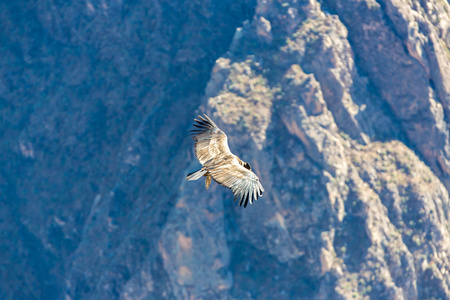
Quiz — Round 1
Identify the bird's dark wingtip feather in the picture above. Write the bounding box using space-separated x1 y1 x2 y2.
244 192 251 208
239 191 245 207
189 115 218 138
200 114 219 128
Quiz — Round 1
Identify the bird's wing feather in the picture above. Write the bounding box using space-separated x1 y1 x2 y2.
206 159 265 208
190 115 232 165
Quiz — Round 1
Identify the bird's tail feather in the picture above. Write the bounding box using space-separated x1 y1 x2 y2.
186 169 207 181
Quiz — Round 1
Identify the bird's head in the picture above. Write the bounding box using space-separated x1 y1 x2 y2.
243 162 252 170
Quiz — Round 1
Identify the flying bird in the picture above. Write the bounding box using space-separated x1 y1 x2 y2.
186 114 264 208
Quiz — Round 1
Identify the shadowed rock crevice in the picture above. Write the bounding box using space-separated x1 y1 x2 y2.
229 241 320 299
334 210 371 272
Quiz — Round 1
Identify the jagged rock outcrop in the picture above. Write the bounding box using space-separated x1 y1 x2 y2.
166 0 450 298
1 0 450 299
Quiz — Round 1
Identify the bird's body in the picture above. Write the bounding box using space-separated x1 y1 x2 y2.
186 115 264 207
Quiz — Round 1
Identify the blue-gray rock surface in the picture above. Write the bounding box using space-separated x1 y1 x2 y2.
1 0 450 299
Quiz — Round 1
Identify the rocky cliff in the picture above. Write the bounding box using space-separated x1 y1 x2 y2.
1 0 450 299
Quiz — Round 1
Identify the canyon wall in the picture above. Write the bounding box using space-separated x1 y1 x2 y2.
1 0 450 299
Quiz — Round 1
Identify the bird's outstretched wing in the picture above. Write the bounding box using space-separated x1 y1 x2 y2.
206 161 265 208
189 114 265 207
190 115 231 164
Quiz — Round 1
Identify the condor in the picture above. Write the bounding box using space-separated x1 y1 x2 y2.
186 115 264 208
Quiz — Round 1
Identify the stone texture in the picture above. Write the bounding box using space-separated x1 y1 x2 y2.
1 0 450 299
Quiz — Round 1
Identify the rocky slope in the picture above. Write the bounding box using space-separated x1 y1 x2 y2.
1 0 450 299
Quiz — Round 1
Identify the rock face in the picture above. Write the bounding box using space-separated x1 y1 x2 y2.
1 0 450 299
